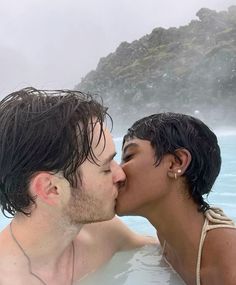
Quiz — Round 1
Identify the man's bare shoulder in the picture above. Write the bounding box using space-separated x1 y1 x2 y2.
0 230 8 278
0 226 27 284
76 216 158 252
73 216 158 278
0 225 11 259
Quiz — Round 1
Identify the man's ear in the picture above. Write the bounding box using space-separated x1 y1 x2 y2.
167 149 192 179
30 172 59 205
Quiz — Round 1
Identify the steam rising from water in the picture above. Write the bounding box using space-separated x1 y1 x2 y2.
215 128 236 137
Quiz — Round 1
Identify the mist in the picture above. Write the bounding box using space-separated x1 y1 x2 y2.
0 0 235 96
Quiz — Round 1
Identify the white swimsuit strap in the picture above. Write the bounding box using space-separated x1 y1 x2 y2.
196 207 235 285
196 218 208 285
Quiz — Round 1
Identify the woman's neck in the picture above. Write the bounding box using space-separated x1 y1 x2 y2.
145 188 205 267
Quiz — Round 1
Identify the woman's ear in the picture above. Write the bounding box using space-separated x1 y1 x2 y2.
167 149 192 179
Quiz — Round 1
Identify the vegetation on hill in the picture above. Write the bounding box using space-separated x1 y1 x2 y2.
76 6 236 135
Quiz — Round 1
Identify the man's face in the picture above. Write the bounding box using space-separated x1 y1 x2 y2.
63 123 126 224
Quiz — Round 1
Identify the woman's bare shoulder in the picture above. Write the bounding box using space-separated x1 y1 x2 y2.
203 227 236 284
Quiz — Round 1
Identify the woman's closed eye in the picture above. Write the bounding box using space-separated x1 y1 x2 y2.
122 153 134 163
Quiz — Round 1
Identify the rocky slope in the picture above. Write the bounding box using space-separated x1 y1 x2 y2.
76 6 236 135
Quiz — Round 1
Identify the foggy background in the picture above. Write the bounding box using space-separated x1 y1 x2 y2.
0 0 235 96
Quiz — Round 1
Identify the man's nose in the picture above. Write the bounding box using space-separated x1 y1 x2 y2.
112 161 126 183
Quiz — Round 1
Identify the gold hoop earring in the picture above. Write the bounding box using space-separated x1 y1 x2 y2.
174 173 177 179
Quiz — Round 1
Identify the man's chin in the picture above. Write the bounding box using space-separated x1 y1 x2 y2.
82 212 116 224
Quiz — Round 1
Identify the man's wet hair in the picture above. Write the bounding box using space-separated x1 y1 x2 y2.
123 112 221 211
0 87 111 217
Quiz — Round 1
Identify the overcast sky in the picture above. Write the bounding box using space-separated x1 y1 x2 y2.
0 0 235 96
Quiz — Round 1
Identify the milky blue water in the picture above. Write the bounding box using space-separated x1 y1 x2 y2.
1 133 235 285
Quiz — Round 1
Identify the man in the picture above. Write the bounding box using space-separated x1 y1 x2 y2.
0 87 155 285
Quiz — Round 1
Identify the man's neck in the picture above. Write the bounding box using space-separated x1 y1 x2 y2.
10 212 82 270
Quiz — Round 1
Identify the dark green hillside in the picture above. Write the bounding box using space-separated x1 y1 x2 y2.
76 6 236 135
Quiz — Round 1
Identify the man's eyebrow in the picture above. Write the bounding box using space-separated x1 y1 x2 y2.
102 152 117 165
123 142 139 154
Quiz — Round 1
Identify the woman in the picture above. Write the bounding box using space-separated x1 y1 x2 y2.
116 112 236 285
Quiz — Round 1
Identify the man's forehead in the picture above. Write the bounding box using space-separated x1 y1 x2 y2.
102 152 117 165
91 124 115 157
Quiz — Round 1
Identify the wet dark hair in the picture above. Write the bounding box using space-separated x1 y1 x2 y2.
123 112 221 211
0 87 111 217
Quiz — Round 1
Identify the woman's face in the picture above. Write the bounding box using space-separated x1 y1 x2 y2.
116 138 172 216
